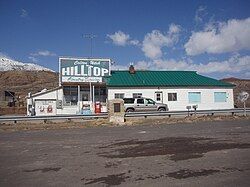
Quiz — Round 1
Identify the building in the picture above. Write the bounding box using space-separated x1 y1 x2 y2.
27 57 234 116
107 68 234 111
0 91 15 107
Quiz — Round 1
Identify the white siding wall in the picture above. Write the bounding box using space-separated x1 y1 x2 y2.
31 89 63 100
108 87 234 111
29 86 234 115
28 88 79 115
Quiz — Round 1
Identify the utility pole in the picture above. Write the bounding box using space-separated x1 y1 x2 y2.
83 34 97 107
83 34 97 57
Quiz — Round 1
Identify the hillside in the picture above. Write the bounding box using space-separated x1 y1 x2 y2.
0 57 58 106
0 71 58 102
221 78 250 107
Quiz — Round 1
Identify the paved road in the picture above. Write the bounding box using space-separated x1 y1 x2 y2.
1 119 250 187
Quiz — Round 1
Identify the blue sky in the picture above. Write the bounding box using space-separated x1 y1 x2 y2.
0 0 250 79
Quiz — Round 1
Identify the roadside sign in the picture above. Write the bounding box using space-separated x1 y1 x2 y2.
59 57 111 83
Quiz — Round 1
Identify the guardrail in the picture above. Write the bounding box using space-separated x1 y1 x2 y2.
124 108 250 117
0 108 249 123
0 113 108 123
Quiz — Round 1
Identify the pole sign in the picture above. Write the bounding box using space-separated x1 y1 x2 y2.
59 58 111 83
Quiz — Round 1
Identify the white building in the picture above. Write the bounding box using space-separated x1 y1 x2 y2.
27 57 234 116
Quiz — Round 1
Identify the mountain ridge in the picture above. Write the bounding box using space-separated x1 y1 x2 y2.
0 57 54 72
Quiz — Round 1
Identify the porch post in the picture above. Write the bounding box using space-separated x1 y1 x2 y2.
78 85 80 112
89 82 92 102
92 85 95 104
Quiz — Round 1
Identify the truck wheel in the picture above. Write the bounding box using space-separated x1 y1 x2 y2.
126 108 134 113
158 107 166 112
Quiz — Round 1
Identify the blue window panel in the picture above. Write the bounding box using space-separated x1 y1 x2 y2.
188 92 201 103
214 92 227 102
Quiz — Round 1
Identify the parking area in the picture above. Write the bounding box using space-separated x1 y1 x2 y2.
0 119 250 186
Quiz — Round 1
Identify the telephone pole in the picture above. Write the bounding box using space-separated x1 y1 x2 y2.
83 34 97 58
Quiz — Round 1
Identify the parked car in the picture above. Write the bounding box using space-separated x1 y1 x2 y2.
123 97 168 112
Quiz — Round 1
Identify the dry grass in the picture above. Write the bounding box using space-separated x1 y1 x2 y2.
0 115 249 132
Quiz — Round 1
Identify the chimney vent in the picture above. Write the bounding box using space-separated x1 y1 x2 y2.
129 63 135 74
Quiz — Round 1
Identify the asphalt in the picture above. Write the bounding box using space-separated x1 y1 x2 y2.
0 119 250 187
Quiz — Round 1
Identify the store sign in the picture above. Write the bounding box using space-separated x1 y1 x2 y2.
60 58 111 83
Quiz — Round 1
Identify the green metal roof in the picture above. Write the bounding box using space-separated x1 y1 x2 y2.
105 70 234 88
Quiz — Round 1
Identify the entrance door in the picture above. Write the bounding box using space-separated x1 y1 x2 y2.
155 92 163 103
81 92 90 101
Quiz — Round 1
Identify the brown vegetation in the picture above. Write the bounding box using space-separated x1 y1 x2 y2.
0 70 58 103
221 77 250 107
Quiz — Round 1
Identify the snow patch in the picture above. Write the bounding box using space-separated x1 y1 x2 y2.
0 57 54 72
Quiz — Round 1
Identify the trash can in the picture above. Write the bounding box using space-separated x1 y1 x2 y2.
95 102 101 113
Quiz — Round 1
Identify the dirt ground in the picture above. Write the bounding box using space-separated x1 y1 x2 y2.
0 119 250 186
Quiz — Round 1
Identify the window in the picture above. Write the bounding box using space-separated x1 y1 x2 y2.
146 98 155 104
123 98 135 104
137 98 144 104
114 93 124 99
133 93 142 98
214 92 227 102
63 86 78 106
188 92 201 103
95 87 107 102
82 93 89 101
156 93 161 101
168 93 177 101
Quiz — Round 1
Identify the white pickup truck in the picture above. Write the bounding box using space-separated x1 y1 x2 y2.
123 98 169 112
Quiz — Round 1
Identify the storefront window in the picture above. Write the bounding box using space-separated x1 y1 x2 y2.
94 87 107 102
63 86 78 106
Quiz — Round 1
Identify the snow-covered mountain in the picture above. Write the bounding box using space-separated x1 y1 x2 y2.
0 57 54 72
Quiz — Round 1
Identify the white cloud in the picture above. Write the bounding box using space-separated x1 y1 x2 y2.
111 64 128 70
0 51 13 60
129 54 250 78
28 56 38 62
142 23 181 59
185 17 250 55
111 61 150 71
134 61 151 70
30 50 57 57
20 9 28 18
194 6 207 23
130 39 140 46
107 31 139 46
168 23 181 34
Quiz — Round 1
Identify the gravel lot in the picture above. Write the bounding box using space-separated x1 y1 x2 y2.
0 119 250 186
